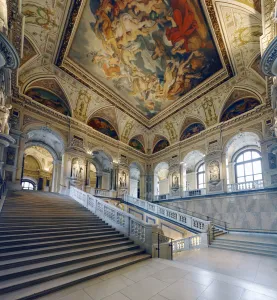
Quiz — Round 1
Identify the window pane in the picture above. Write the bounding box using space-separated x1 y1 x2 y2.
254 174 262 181
236 164 244 177
246 175 253 182
252 161 261 174
237 177 245 183
236 154 243 163
244 151 252 161
252 151 260 159
244 162 253 175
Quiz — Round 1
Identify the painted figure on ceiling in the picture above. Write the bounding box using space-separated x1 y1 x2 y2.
70 0 222 118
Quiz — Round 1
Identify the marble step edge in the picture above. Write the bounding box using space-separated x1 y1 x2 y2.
0 244 140 279
214 238 277 247
209 245 277 257
1 254 151 300
0 233 125 253
211 242 277 252
0 240 134 269
0 225 112 235
0 236 130 260
0 227 114 239
0 249 147 293
0 230 118 246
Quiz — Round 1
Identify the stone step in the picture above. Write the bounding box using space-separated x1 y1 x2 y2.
210 244 277 257
0 227 114 239
0 230 118 247
0 223 108 231
0 236 129 260
0 233 125 253
0 245 141 281
214 238 277 248
0 240 134 269
0 224 112 235
0 254 150 300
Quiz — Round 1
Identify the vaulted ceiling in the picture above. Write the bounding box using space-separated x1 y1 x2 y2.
19 0 264 133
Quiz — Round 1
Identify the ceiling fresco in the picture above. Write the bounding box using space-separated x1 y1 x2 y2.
26 88 72 116
88 117 119 140
220 98 260 122
63 0 224 120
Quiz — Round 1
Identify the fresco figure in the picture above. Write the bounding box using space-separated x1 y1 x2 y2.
69 0 222 118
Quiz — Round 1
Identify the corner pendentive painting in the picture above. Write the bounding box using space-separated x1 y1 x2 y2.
153 139 169 153
220 98 260 122
129 138 145 153
69 0 222 118
180 122 205 140
26 88 71 116
88 117 119 140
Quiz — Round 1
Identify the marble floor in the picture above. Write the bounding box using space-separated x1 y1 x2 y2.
37 248 277 300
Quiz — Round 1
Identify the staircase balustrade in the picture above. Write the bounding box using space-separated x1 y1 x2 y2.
172 233 208 253
124 195 210 233
70 186 155 254
227 180 264 192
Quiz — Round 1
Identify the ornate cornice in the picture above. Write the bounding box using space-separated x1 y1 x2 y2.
261 36 277 76
0 32 19 69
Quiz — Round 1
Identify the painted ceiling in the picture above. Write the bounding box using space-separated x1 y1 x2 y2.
18 0 265 146
66 0 223 119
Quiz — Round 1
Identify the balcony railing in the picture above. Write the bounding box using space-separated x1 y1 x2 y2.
124 194 210 233
183 188 206 197
227 180 264 192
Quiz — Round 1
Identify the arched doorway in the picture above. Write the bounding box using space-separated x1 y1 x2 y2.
22 146 53 192
20 127 65 193
154 162 169 200
182 150 205 192
129 162 141 198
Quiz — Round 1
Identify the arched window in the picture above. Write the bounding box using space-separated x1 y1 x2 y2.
22 180 36 190
197 163 205 189
235 150 262 183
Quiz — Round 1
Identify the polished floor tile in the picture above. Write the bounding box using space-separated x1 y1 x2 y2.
120 277 168 300
151 266 188 283
159 278 207 300
200 280 244 300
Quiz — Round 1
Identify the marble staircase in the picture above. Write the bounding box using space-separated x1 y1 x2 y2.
210 234 277 257
0 191 151 300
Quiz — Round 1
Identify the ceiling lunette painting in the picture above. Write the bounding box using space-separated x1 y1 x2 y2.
56 0 233 128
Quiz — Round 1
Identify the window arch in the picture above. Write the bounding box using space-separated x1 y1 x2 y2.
235 150 262 183
197 163 205 189
22 180 36 190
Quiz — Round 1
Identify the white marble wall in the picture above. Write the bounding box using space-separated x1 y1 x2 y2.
164 191 277 231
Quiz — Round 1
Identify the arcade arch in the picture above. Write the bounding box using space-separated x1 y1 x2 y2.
154 162 169 197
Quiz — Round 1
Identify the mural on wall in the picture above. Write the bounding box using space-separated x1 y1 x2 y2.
20 37 37 66
220 98 260 122
129 138 145 153
180 123 205 140
153 139 170 153
268 153 277 169
26 88 71 116
69 0 222 118
88 117 119 140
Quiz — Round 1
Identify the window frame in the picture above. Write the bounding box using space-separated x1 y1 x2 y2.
21 180 36 191
234 150 262 184
196 162 206 190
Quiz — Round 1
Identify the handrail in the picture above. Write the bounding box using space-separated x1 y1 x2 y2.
152 232 173 260
160 204 230 230
124 194 211 233
70 186 156 254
